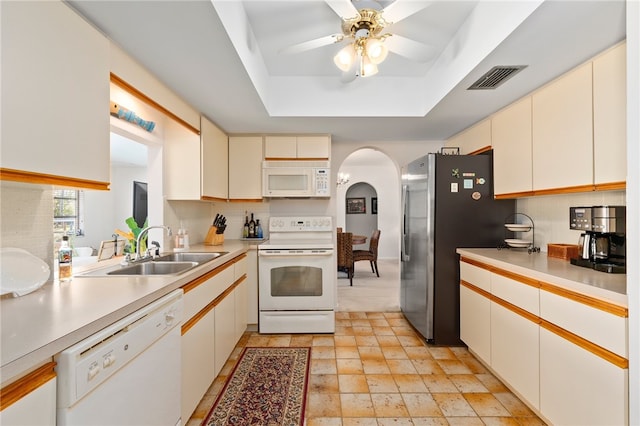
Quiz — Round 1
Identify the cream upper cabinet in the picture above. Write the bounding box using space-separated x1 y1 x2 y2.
163 120 201 200
492 97 533 195
201 116 228 200
532 62 593 191
264 135 330 159
593 42 627 186
1 1 110 186
446 119 491 154
229 136 263 200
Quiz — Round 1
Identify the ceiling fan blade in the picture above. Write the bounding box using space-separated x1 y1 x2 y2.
325 0 359 20
382 0 431 24
384 34 437 62
280 34 344 55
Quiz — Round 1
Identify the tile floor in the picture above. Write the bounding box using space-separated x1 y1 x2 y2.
187 311 546 425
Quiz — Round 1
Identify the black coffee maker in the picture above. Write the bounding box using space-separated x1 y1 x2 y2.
570 206 626 273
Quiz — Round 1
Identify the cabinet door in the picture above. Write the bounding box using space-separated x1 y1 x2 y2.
234 280 248 341
540 328 627 425
264 136 297 159
446 119 491 154
1 1 110 184
532 62 593 190
229 136 263 199
460 285 491 364
201 116 228 200
491 302 540 409
164 119 201 199
297 136 330 159
0 377 56 426
181 310 215 422
214 293 236 376
245 249 259 325
492 97 533 195
593 43 626 185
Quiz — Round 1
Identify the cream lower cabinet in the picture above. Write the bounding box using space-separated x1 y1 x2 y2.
0 365 56 426
181 255 248 422
540 328 627 426
459 257 628 424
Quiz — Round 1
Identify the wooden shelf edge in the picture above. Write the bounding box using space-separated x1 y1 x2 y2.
0 168 110 190
0 362 56 411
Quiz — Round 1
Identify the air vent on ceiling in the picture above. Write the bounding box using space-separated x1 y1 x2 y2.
468 65 527 90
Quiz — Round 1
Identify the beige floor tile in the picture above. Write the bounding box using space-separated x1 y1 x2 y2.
335 312 350 320
373 326 395 336
391 326 417 336
460 356 489 374
387 359 419 374
355 335 379 346
377 418 414 426
369 318 390 327
340 393 375 417
410 418 450 426
381 346 408 360
464 393 511 417
492 392 536 417
339 374 370 393
311 358 338 374
337 358 365 374
314 336 336 346
479 417 522 426
393 374 428 393
449 374 490 393
365 375 399 393
514 417 547 426
428 347 457 360
309 374 340 393
402 393 443 417
404 346 434 359
432 393 476 417
342 418 377 426
313 346 337 359
371 393 409 417
348 312 369 319
336 346 361 359
353 326 375 335
366 312 387 319
376 335 402 347
359 346 385 360
422 374 459 393
334 335 358 347
412 358 445 375
397 335 425 347
306 417 343 426
290 334 314 346
245 334 270 346
352 319 373 327
383 312 404 319
335 325 355 335
436 359 473 375
444 417 485 426
362 359 391 374
267 335 292 347
307 393 342 418
476 374 510 393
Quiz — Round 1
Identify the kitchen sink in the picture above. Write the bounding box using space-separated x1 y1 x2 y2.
106 261 198 276
155 252 227 264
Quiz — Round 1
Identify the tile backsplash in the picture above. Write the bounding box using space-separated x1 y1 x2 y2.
1 182 54 268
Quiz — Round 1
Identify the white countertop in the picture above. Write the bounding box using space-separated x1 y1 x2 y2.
456 248 627 306
0 241 249 384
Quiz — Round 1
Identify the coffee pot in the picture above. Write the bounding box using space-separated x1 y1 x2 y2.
571 206 626 274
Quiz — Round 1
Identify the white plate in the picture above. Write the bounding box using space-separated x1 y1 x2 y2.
505 239 531 248
1 248 51 297
504 224 532 232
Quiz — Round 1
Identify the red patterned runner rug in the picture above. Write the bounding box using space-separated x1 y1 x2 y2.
202 347 311 426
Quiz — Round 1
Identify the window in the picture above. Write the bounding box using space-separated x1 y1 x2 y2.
53 189 84 241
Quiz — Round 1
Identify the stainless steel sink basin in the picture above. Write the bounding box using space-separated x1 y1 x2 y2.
156 252 227 264
106 261 198 276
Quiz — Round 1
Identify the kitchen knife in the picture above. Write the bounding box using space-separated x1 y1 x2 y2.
213 213 220 227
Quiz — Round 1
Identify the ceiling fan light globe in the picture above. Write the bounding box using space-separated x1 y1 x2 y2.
366 38 388 64
334 44 356 72
361 56 378 77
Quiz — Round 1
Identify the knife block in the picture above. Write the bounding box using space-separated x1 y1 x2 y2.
204 226 224 246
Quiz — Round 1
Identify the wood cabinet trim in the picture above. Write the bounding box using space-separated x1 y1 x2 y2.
264 157 329 161
460 256 539 288
539 281 628 317
181 260 235 294
200 196 229 203
540 319 628 369
494 182 625 199
468 146 493 155
0 168 110 190
460 280 492 300
110 73 200 135
0 362 56 411
594 181 626 191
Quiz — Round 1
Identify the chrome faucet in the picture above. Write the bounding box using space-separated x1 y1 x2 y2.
135 226 172 260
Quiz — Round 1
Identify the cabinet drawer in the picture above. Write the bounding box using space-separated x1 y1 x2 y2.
183 265 234 321
460 261 491 292
491 273 539 316
540 289 627 357
234 255 248 281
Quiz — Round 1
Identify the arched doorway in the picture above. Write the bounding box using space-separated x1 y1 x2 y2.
345 182 377 250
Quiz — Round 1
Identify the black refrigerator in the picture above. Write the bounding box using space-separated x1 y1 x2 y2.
400 153 514 345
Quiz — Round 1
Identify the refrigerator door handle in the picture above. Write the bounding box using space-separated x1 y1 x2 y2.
401 184 409 262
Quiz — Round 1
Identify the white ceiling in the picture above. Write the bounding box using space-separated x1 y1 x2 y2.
68 0 626 143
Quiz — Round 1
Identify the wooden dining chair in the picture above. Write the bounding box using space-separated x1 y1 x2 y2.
337 231 354 286
353 229 381 277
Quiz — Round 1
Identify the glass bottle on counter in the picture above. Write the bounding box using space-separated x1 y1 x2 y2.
256 219 263 239
248 213 256 238
243 213 249 238
58 235 72 281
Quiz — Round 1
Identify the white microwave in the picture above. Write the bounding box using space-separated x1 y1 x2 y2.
262 161 330 197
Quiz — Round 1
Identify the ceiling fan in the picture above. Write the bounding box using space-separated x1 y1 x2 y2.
281 0 435 81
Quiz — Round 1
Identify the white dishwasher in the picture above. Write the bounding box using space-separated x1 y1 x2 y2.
56 289 183 426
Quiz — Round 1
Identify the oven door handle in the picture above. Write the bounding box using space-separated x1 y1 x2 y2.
259 250 334 257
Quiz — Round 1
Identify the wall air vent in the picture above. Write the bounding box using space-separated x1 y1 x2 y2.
468 65 527 90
